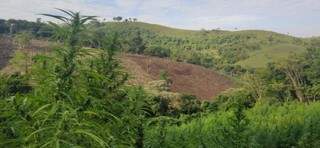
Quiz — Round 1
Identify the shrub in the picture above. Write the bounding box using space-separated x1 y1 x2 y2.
145 101 320 147
145 46 170 58
0 73 31 99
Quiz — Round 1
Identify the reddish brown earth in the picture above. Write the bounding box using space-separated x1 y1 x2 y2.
121 54 234 100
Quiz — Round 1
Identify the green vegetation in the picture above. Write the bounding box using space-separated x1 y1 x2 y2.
12 32 33 74
0 18 52 37
237 44 306 68
1 17 309 72
87 22 307 72
1 10 320 147
145 101 320 147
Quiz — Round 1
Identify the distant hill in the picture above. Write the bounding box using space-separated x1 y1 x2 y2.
96 22 308 69
0 19 310 70
0 21 314 99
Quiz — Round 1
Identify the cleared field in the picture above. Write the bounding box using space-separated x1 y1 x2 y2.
121 54 234 100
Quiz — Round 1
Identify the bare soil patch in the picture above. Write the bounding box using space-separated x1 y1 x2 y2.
121 54 234 100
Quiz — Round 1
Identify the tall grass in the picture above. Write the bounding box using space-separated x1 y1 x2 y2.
145 101 320 147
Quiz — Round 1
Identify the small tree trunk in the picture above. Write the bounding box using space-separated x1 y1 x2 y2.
295 88 305 102
135 122 144 148
147 59 151 74
284 65 306 102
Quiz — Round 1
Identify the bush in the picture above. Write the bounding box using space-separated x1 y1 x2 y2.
179 94 201 114
145 46 170 58
0 73 31 99
145 101 320 147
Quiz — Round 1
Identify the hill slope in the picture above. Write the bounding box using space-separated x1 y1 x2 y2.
0 37 234 100
237 44 306 68
121 54 234 99
98 22 308 69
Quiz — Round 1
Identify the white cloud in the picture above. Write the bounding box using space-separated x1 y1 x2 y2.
0 0 320 36
0 0 116 21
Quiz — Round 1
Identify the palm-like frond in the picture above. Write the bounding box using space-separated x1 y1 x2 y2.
41 8 96 25
41 9 97 44
40 14 69 23
47 21 60 28
55 8 75 18
80 16 97 25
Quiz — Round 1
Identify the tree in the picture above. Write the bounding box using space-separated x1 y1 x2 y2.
13 32 31 49
278 57 306 102
0 73 31 99
128 31 145 54
113 16 123 22
13 32 33 74
0 19 8 34
145 46 170 58
9 23 15 35
241 73 266 100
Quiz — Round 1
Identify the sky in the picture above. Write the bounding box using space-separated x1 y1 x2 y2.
0 0 320 37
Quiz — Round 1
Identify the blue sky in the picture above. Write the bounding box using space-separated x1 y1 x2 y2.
0 0 320 37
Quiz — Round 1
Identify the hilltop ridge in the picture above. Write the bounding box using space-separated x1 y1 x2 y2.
97 21 307 69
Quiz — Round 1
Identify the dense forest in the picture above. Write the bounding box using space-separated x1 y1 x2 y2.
1 9 320 147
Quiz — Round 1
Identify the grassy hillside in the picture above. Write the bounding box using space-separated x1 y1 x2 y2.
237 44 306 68
104 22 202 37
95 22 308 70
0 20 310 70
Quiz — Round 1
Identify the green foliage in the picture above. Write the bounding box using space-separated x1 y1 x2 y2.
216 88 255 110
127 31 146 54
0 18 52 37
9 50 33 74
42 9 97 100
159 70 169 81
144 101 320 148
2 9 320 148
149 96 174 116
0 73 31 99
13 32 32 49
3 19 312 73
91 22 309 71
248 47 320 102
145 46 170 58
180 94 201 114
0 9 148 147
237 44 306 69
